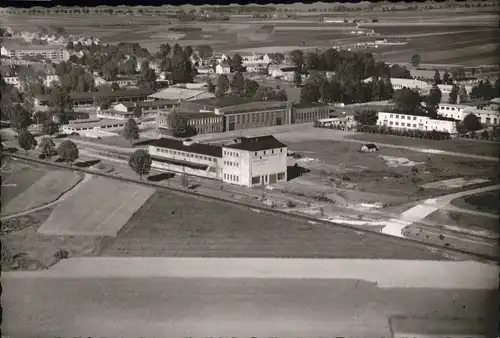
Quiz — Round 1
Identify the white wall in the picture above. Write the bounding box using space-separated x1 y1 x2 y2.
377 112 457 133
249 147 287 187
152 160 220 180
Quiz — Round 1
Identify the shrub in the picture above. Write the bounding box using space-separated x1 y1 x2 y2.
54 248 69 260
287 200 297 208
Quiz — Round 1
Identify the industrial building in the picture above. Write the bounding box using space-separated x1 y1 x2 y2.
148 135 288 187
377 111 458 134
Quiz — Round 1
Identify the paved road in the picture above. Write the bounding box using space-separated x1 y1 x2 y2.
3 258 498 338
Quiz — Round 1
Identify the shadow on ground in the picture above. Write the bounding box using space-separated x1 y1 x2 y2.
75 159 101 168
148 172 175 182
287 164 310 181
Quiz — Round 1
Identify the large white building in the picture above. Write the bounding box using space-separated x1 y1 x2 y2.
1 42 70 62
377 111 458 134
222 135 288 187
438 100 500 125
147 135 288 187
363 77 428 91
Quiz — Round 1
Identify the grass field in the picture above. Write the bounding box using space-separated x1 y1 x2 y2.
450 190 499 215
1 160 47 208
2 170 83 216
1 208 101 271
343 133 500 157
99 190 459 260
3 12 497 65
38 176 155 236
284 139 497 203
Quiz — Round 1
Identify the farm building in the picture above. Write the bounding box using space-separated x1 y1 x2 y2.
360 143 379 152
438 100 500 125
148 135 288 188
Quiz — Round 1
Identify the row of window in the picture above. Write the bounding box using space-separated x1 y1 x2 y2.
223 150 239 157
253 148 283 156
224 173 239 182
224 160 239 167
235 111 282 125
389 121 418 128
439 106 461 111
389 114 418 120
155 147 216 162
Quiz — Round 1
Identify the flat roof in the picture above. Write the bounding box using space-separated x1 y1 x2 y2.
224 135 287 152
63 119 131 129
36 88 154 102
390 317 489 335
139 99 179 107
293 102 330 109
151 155 209 171
149 138 222 158
220 101 288 114
148 87 214 101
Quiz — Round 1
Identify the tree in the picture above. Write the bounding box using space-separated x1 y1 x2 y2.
290 49 305 69
411 53 421 68
230 72 245 96
425 84 442 117
243 79 260 97
195 45 213 60
458 85 468 103
128 149 152 180
443 70 451 85
38 136 56 159
270 52 285 64
463 113 481 132
216 74 230 96
48 85 73 124
42 121 59 138
17 129 37 155
184 45 194 58
167 109 188 137
448 84 459 104
229 53 243 72
354 110 378 126
110 82 120 91
293 70 302 87
159 43 171 57
394 87 422 114
207 78 215 93
133 106 142 119
433 69 441 85
123 118 140 144
7 104 32 132
57 140 79 165
300 81 321 103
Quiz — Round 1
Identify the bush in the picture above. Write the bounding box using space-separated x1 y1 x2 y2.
287 200 297 208
54 248 69 260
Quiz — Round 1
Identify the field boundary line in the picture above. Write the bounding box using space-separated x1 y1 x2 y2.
3 151 498 264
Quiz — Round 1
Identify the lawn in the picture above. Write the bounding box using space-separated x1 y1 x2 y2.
2 170 83 216
99 190 457 260
343 133 500 157
450 190 499 215
1 208 101 271
38 176 155 237
1 159 47 208
283 139 497 204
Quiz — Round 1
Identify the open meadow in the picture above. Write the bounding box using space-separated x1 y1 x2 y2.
282 139 498 207
99 190 456 260
38 176 156 237
2 10 498 65
1 158 83 216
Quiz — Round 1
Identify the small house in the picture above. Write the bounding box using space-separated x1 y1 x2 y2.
360 143 379 152
216 62 231 74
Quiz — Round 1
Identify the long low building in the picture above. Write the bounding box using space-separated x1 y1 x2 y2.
1 40 69 62
34 88 155 110
438 100 500 125
148 135 288 187
61 118 142 135
377 111 458 134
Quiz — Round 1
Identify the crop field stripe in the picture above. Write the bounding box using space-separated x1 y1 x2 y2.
4 152 497 264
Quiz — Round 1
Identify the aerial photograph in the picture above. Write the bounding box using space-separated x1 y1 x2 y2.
1 1 499 337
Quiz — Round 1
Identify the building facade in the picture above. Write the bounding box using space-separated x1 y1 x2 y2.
1 44 70 62
377 111 458 133
222 136 288 187
216 62 231 74
156 109 224 136
438 101 500 125
292 103 331 124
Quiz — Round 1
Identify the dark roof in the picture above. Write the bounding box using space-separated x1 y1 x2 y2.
460 100 495 107
224 135 287 152
190 96 257 108
149 138 222 158
139 99 178 107
151 155 209 171
364 143 378 149
35 88 155 102
293 102 330 109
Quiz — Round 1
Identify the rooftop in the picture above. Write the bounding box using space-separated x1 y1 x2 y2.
293 102 330 109
63 118 133 129
2 39 66 51
36 88 154 102
149 138 222 158
224 135 287 152
148 87 215 101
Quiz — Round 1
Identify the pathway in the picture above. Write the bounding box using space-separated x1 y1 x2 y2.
0 173 93 221
381 184 500 237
